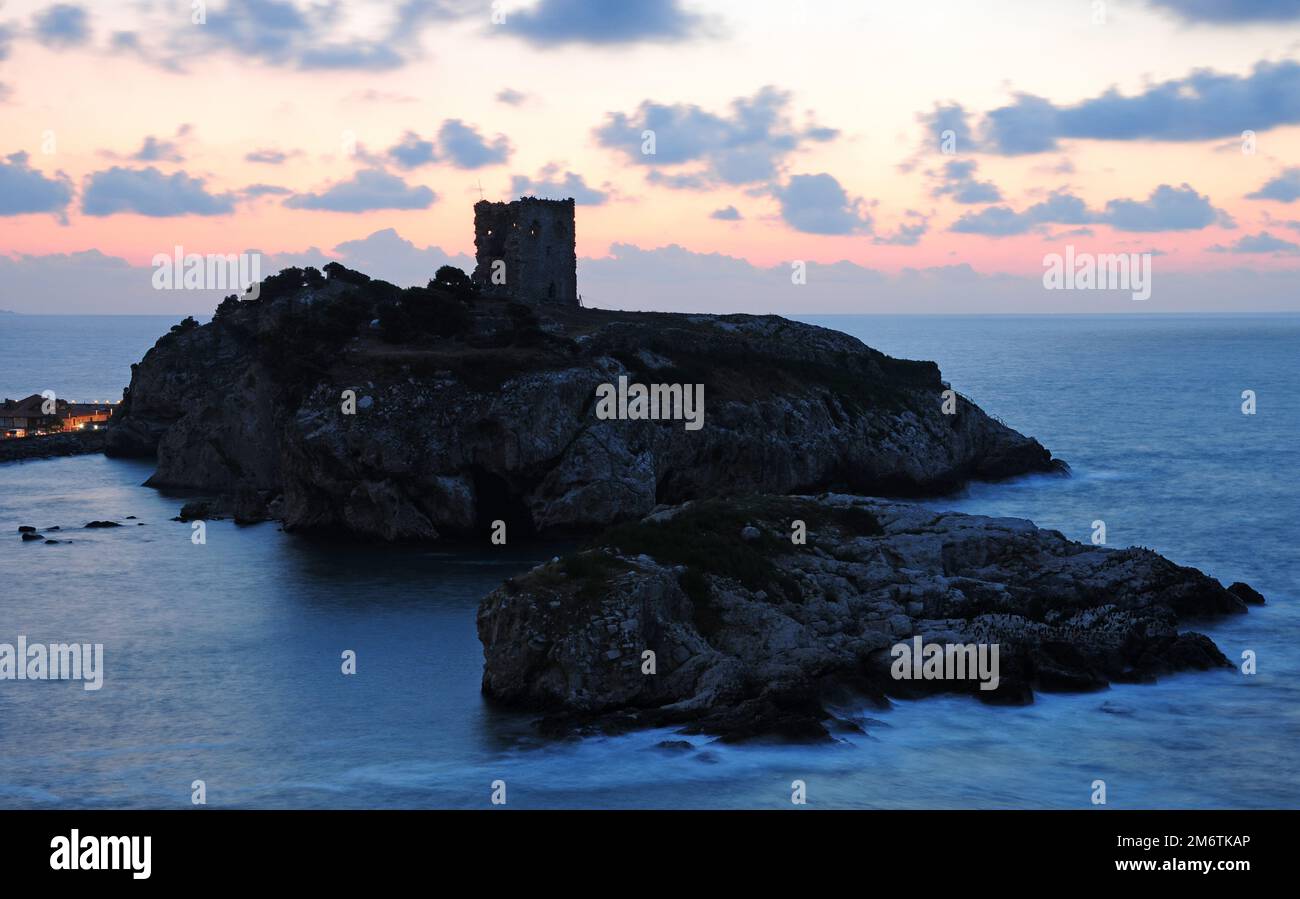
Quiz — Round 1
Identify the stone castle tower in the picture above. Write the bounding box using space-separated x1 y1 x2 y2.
471 197 578 306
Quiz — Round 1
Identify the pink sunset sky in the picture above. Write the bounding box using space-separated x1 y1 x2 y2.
1 0 1299 313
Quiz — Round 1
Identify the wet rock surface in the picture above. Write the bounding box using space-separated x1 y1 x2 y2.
477 495 1257 741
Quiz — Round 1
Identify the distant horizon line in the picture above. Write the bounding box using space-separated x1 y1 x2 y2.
5 310 1300 318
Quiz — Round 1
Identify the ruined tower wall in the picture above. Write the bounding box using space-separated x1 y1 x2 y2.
471 197 578 306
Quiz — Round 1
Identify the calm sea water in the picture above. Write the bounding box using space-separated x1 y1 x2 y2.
0 315 191 403
0 313 1296 809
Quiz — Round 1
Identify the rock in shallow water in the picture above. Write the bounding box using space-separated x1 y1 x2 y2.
476 494 1259 742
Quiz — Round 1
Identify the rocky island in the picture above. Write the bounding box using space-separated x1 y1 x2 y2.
478 495 1264 740
99 204 1261 743
106 261 1060 538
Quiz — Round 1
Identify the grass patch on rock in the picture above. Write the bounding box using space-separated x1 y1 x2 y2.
579 496 886 607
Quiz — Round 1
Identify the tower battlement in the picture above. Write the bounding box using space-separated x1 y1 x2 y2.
471 197 578 306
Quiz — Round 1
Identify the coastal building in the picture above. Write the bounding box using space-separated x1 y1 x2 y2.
0 395 114 438
64 402 115 430
471 197 579 306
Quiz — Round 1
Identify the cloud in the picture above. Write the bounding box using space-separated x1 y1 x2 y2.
596 86 837 188
349 88 418 104
241 184 292 199
175 0 311 65
502 0 713 46
945 61 1300 154
912 103 979 164
168 0 468 72
931 159 1002 204
496 88 529 106
874 218 929 246
1246 167 1300 202
1101 183 1231 231
952 184 1229 235
0 250 169 315
575 244 1300 314
1147 0 1300 23
297 44 403 70
5 235 1300 316
510 168 608 205
246 148 298 165
0 230 475 314
646 171 712 190
438 119 511 168
1210 231 1300 254
384 122 511 170
387 132 438 169
98 126 192 163
107 28 180 71
132 135 185 163
951 203 1056 236
330 228 474 283
1049 227 1097 239
108 30 140 52
1263 211 1300 231
979 95 1063 155
1036 157 1077 175
284 168 436 212
0 152 74 218
775 173 871 235
33 3 91 48
0 24 13 60
710 205 741 221
82 167 236 217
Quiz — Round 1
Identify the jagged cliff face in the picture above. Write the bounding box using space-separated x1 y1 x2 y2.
477 495 1263 740
108 317 285 494
107 267 1061 540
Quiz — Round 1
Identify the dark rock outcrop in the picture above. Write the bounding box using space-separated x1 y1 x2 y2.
176 501 216 522
170 491 273 524
0 429 105 463
106 264 1062 540
476 495 1258 741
